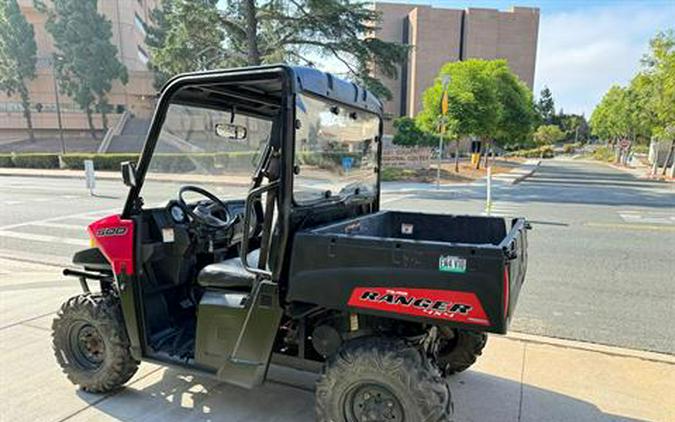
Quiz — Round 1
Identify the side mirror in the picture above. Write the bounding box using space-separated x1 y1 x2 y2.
121 161 137 188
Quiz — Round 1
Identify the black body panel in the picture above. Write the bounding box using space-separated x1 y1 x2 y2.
72 247 112 272
287 211 528 334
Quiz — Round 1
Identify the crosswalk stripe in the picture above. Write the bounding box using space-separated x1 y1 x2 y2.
31 222 88 231
0 230 89 246
0 207 118 231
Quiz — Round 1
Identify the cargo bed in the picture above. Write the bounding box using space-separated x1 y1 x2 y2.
288 211 528 334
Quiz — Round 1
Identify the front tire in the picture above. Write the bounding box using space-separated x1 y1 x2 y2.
52 294 139 393
316 338 452 422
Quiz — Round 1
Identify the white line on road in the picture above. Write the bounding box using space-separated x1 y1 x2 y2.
381 194 414 204
30 222 88 231
0 207 119 231
0 230 89 246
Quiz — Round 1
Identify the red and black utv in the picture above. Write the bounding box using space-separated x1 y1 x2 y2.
54 65 529 421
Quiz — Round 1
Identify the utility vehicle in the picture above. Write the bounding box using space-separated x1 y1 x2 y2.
54 65 529 422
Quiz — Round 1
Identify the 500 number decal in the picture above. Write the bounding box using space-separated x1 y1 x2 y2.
95 227 128 237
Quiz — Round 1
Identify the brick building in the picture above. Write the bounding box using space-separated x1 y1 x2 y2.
0 0 158 142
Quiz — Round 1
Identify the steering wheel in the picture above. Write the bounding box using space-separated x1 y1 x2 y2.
177 185 236 230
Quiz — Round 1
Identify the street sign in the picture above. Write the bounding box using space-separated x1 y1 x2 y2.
441 91 448 115
619 139 631 149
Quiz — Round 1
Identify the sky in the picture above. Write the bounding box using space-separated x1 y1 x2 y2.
381 0 675 117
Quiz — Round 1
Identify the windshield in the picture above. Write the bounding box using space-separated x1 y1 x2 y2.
294 94 380 204
139 102 272 203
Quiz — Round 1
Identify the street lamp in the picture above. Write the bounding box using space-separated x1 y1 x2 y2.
50 55 66 155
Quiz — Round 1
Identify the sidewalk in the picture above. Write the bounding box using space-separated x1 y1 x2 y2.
1 263 673 422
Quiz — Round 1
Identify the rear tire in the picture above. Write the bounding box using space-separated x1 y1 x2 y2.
52 294 139 393
437 329 487 376
315 337 452 422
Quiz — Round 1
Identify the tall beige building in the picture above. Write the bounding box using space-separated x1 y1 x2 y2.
374 2 539 133
1 0 158 138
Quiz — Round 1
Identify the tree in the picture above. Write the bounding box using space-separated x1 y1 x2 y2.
146 0 225 90
392 116 437 147
590 85 630 143
533 124 564 157
641 30 674 140
0 0 38 141
558 113 589 142
536 86 555 125
487 60 535 159
39 0 128 138
417 59 501 171
147 1 408 99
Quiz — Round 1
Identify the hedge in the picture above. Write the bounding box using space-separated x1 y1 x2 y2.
506 146 554 159
10 153 61 168
0 151 370 174
0 152 260 173
0 155 13 168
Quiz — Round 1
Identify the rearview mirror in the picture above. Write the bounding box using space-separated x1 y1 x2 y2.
121 161 137 188
215 123 247 140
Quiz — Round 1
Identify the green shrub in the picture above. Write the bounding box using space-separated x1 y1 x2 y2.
592 145 616 162
11 153 60 168
562 144 576 154
1 151 263 173
0 155 13 168
61 154 140 171
506 145 554 159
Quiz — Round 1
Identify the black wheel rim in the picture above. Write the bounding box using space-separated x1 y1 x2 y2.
344 383 404 422
69 321 106 370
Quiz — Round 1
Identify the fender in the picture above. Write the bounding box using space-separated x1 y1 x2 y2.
87 215 135 275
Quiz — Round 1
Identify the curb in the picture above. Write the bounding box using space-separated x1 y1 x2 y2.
507 331 675 365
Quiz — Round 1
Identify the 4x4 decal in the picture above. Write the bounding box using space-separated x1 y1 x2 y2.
348 287 490 326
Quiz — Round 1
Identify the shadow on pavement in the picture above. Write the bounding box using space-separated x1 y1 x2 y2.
75 367 647 422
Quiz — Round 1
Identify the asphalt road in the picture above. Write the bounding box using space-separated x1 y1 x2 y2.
0 159 673 353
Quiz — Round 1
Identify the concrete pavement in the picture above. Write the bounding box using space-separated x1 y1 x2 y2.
1 260 673 422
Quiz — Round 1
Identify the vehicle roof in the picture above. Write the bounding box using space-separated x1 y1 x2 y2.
161 64 383 116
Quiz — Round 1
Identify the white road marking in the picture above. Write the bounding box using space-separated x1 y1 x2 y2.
31 222 87 231
381 194 414 204
0 208 119 231
3 201 23 205
618 210 675 225
0 230 88 246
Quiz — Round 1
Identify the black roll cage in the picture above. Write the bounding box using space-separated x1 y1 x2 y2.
121 64 384 282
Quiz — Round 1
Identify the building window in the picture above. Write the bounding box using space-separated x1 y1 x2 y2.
134 13 147 37
137 46 150 65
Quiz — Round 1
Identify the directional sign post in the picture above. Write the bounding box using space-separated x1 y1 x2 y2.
84 159 96 196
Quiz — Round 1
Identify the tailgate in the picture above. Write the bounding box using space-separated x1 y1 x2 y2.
501 218 529 325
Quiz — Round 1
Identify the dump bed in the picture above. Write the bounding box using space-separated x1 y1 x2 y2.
287 211 528 334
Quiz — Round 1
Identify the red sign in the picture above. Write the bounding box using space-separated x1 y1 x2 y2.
619 139 631 149
347 287 490 326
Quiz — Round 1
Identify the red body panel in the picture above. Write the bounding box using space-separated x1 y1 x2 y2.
347 287 490 326
88 215 135 275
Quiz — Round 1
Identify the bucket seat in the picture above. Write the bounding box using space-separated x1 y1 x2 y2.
197 250 260 290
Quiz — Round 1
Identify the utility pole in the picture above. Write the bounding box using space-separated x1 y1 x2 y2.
437 76 450 189
51 56 66 155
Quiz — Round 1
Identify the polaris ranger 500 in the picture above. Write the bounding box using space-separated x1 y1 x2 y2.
54 65 529 421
